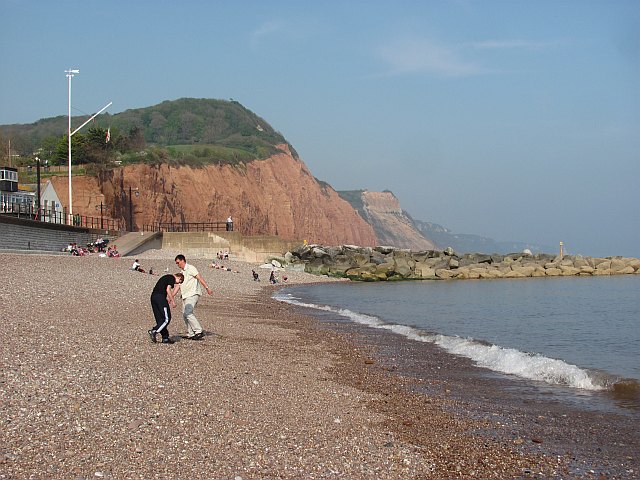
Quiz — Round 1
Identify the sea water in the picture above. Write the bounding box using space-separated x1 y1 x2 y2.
275 275 640 413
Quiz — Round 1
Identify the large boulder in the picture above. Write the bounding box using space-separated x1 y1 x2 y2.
560 266 581 276
435 268 458 279
480 269 504 279
545 267 562 276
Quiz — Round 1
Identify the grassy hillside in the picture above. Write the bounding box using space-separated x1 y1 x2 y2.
0 98 297 169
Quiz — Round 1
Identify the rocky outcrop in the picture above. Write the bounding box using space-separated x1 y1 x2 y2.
51 145 378 247
338 190 437 251
286 245 640 281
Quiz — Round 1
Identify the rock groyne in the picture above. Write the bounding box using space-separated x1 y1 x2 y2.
284 245 640 281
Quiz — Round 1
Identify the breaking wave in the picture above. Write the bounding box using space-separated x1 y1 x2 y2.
275 291 611 391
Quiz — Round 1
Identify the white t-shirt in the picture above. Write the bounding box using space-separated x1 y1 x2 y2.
180 263 202 298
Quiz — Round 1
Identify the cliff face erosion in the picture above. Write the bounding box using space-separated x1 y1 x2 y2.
338 190 437 251
52 145 379 247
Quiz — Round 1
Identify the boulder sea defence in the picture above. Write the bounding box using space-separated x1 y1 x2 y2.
284 245 640 281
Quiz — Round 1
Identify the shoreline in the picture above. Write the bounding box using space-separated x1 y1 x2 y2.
1 253 637 478
263 286 639 479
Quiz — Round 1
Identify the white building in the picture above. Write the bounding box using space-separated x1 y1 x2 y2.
39 180 65 223
0 166 35 213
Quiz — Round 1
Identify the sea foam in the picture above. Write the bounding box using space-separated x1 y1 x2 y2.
275 291 605 391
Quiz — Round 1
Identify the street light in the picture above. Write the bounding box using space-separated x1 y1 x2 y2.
35 156 41 220
129 186 139 232
65 68 79 225
64 68 112 226
95 201 104 229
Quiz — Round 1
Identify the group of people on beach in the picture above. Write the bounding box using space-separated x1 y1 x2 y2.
148 254 213 344
66 242 120 257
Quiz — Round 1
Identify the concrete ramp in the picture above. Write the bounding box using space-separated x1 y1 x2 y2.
162 231 301 263
111 231 162 257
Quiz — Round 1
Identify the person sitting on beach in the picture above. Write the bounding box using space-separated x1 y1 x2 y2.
252 270 260 281
269 270 277 284
131 259 146 273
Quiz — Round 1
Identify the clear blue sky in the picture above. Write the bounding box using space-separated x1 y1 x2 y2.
1 0 638 257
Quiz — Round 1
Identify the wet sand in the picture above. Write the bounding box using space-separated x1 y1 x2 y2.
1 252 637 478
294 307 640 479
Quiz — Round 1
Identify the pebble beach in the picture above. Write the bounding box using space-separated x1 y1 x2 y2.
1 251 637 479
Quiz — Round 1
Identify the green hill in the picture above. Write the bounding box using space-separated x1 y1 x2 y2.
0 98 296 169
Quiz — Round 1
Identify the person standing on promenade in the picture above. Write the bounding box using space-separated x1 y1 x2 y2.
174 254 213 340
148 272 184 344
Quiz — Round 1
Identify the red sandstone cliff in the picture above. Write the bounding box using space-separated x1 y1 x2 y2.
52 146 377 247
359 191 437 251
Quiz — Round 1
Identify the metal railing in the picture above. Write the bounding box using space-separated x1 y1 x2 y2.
1 201 229 233
0 202 123 231
142 221 232 233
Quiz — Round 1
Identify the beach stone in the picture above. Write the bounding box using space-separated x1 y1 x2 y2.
417 266 437 279
560 266 580 276
435 269 457 279
127 419 144 431
626 258 640 270
593 269 611 276
615 266 635 275
511 266 536 277
573 257 590 268
455 269 470 279
504 270 526 278
480 269 503 279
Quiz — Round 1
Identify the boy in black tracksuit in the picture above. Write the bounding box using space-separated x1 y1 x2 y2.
149 273 184 344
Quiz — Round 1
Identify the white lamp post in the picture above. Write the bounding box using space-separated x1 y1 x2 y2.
64 68 112 225
65 68 79 225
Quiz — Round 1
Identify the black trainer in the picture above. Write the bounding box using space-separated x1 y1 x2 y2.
161 338 174 344
148 329 157 343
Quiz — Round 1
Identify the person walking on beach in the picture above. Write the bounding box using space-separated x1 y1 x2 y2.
174 254 213 340
148 272 184 344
